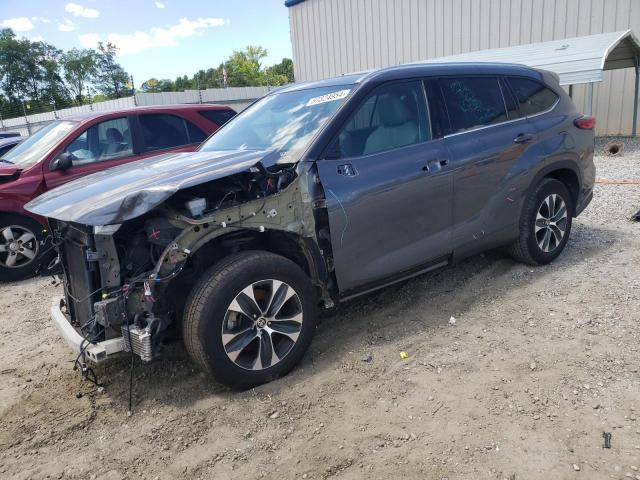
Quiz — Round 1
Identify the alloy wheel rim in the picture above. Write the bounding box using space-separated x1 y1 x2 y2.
222 279 304 371
534 194 568 253
0 225 38 269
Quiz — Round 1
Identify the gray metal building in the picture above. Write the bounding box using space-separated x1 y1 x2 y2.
286 0 640 135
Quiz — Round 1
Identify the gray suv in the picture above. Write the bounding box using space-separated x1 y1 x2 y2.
27 62 595 388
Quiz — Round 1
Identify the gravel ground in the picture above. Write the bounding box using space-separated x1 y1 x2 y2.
0 139 639 480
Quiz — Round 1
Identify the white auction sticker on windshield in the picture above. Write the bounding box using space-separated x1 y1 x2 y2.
306 89 350 107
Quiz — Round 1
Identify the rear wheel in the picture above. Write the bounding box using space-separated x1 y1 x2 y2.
183 251 317 389
508 178 573 265
0 214 50 282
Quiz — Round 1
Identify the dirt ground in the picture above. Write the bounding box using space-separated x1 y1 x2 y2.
1 139 640 480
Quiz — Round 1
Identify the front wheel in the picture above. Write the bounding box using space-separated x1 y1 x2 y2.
0 214 50 282
183 251 317 389
508 178 574 265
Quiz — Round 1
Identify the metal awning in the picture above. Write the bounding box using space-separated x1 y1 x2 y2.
420 30 640 86
419 30 640 135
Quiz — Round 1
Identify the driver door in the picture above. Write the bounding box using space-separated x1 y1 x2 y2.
316 80 454 294
44 116 138 190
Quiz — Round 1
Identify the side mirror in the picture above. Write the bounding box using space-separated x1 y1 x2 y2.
53 152 73 171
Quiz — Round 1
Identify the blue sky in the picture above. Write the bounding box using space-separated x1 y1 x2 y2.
0 0 293 83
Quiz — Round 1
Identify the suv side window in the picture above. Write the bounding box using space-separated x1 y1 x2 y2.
64 117 132 165
439 77 508 133
499 77 521 120
507 77 559 116
424 79 449 138
334 81 431 158
139 114 206 152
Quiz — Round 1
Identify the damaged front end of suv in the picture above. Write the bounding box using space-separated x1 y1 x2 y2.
26 83 350 388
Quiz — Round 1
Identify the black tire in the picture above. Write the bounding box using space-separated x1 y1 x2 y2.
0 214 52 282
508 178 574 265
183 251 317 389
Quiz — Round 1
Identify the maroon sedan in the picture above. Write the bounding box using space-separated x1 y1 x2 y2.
0 104 235 281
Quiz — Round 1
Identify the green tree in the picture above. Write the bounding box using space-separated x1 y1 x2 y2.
224 45 268 87
62 48 97 105
94 42 130 98
141 78 175 92
264 58 294 86
0 28 70 116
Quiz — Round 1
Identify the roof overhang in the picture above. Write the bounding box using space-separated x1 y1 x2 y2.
420 30 640 85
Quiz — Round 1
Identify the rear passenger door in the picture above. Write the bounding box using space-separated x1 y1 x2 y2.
136 113 208 154
316 80 454 293
439 76 538 253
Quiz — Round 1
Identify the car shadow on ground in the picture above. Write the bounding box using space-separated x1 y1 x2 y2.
60 222 621 412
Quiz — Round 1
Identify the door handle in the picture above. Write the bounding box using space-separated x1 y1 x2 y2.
423 158 450 172
514 133 536 144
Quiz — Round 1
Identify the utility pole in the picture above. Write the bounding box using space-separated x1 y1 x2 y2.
130 75 137 106
87 86 93 111
21 99 31 136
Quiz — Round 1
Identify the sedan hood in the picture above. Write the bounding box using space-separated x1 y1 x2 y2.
26 149 280 226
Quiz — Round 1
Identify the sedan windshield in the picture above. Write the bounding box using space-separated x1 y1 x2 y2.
199 85 352 162
2 120 77 169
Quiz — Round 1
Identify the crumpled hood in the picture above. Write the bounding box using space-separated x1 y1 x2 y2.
25 149 278 226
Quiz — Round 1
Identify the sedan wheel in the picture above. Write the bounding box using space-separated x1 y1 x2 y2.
0 225 39 269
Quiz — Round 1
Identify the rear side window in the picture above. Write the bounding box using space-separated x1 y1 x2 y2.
439 77 508 133
507 77 558 116
424 79 449 138
333 81 431 158
199 109 236 126
500 78 520 119
186 121 207 143
139 114 206 152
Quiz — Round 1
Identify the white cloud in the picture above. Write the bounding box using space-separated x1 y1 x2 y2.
58 18 76 32
31 16 50 24
1 17 35 31
83 17 228 55
65 3 100 19
155 1 166 9
78 32 100 48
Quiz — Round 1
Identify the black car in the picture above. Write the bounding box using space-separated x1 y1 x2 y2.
27 62 595 388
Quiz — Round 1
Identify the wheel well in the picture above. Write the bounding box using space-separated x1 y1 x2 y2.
189 230 314 277
543 168 580 210
161 229 331 321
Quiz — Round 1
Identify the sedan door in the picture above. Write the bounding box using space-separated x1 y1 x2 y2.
44 116 139 190
316 80 454 294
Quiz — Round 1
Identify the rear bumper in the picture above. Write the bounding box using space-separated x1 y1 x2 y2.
51 297 124 363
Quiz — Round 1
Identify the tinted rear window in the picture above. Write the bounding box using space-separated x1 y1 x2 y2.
439 77 508 133
507 77 558 116
139 114 205 152
199 109 236 126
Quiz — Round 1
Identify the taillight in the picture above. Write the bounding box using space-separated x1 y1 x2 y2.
574 116 596 129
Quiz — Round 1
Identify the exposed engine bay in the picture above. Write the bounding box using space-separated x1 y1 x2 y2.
50 160 333 364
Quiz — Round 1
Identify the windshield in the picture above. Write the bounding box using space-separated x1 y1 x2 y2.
2 120 77 169
199 85 352 162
